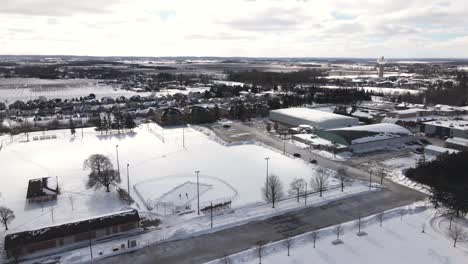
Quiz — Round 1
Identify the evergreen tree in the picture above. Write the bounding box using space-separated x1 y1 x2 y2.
69 118 76 136
124 114 137 130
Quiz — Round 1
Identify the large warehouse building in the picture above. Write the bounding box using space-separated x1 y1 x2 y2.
269 108 359 129
317 123 415 153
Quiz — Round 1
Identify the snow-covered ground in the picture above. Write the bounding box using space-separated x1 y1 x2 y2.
379 152 435 194
319 85 422 95
23 181 370 264
0 124 347 235
0 77 209 104
206 203 468 264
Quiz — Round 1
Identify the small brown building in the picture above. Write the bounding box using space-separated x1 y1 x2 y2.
26 177 59 203
4 209 141 258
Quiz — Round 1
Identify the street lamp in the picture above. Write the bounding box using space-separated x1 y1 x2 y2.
264 157 270 196
304 182 308 206
116 145 120 178
127 164 130 203
195 170 200 215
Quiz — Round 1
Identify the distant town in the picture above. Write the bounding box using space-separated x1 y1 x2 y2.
0 56 467 264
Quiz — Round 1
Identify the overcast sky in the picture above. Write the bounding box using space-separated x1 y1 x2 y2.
1 0 467 58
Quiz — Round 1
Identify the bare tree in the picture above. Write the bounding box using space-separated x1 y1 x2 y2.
337 167 347 192
377 167 386 186
377 212 385 227
448 224 467 247
221 254 231 264
282 237 294 256
311 231 319 248
312 169 329 197
289 178 306 202
449 214 455 230
262 175 284 208
83 154 121 192
0 206 15 230
333 225 344 241
18 121 33 142
68 195 76 211
399 209 406 220
255 241 265 264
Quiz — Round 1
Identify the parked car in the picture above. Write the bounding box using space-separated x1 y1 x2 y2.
293 153 301 158
309 159 317 164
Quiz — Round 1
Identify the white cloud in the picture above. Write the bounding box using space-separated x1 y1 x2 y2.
0 0 467 57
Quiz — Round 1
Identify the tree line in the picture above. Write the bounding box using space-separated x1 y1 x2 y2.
405 151 468 216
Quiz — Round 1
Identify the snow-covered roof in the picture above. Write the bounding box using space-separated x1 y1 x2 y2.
330 123 412 135
269 108 359 129
390 108 430 115
321 123 413 145
271 108 356 123
423 119 468 131
445 137 468 147
424 145 459 155
4 209 140 250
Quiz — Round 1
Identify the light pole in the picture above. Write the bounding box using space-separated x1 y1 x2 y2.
264 157 270 197
195 170 200 215
369 170 372 190
304 182 308 206
127 164 130 203
183 127 185 148
116 145 120 178
283 136 286 155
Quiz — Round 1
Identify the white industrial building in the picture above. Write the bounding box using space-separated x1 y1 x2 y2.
269 108 359 129
424 145 459 157
421 119 468 138
316 123 415 153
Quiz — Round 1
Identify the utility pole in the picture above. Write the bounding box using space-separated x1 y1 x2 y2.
304 182 308 206
88 229 94 263
264 157 270 198
127 164 130 204
116 145 120 178
283 135 286 155
81 127 84 138
195 170 200 215
210 202 213 228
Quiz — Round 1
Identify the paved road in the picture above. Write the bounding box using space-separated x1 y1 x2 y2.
100 188 425 264
98 122 427 264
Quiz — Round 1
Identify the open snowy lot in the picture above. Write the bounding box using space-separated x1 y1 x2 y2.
0 77 209 104
0 124 343 236
378 152 435 194
207 204 468 264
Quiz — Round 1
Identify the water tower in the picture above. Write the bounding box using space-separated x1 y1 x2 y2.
377 56 386 78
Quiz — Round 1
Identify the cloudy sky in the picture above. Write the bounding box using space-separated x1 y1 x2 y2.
1 0 467 58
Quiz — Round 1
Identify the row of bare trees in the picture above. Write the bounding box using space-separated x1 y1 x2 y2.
248 210 468 263
263 167 349 209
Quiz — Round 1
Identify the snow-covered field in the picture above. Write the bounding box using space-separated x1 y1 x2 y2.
0 124 340 235
207 204 468 264
0 77 209 104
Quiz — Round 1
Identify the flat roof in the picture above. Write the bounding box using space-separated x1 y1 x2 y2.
446 137 468 147
270 108 358 123
423 119 468 131
425 145 459 154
